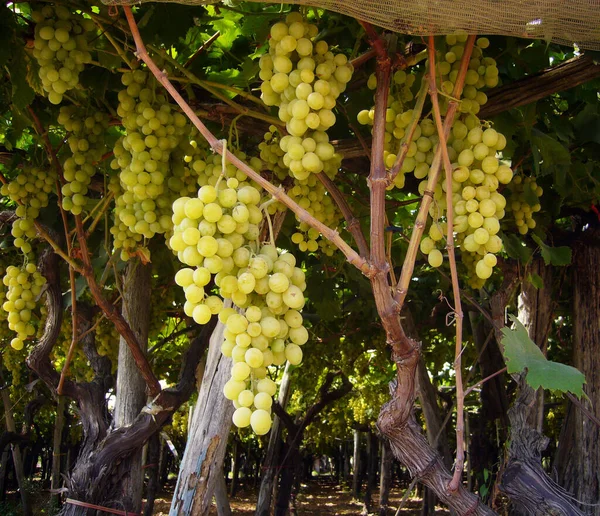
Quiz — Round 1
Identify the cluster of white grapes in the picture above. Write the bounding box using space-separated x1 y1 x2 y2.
57 106 109 214
259 12 352 180
1 263 46 350
419 37 513 287
170 151 311 435
504 175 543 235
31 6 94 105
110 68 190 261
1 166 56 256
220 244 308 436
259 126 342 255
358 35 514 287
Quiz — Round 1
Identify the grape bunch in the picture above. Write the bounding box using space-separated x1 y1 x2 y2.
95 314 119 373
259 126 342 255
259 12 352 180
218 244 308 436
171 181 264 325
1 263 46 350
418 122 512 287
110 68 190 261
31 5 94 105
504 175 543 235
1 166 56 256
57 106 109 215
357 34 513 286
170 157 312 434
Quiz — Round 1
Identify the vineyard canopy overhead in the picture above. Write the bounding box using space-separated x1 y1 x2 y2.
102 0 600 50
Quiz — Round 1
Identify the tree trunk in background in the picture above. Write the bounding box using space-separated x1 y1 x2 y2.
0 374 31 516
214 467 232 516
114 260 151 513
230 439 241 498
556 228 600 513
353 429 362 499
51 396 67 509
255 363 292 516
517 258 554 431
468 310 509 492
362 432 376 515
170 320 233 515
143 433 160 516
378 439 392 516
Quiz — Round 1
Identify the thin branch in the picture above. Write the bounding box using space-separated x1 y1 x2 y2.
148 323 199 355
185 31 220 68
316 172 369 258
394 35 476 309
74 215 161 396
464 367 507 398
427 35 466 492
123 6 374 278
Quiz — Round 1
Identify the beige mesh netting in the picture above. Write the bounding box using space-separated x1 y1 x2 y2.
104 0 600 50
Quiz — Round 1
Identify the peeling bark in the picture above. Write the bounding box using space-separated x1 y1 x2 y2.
555 227 600 514
170 320 233 516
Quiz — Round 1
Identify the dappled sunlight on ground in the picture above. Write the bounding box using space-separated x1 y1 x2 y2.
153 477 452 515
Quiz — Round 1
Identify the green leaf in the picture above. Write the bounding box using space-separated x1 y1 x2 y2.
573 104 600 145
501 315 585 397
528 273 544 289
531 234 572 266
11 49 35 109
530 128 571 179
501 232 532 263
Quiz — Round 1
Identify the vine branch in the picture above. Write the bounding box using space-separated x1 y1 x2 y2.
427 35 466 492
394 35 476 309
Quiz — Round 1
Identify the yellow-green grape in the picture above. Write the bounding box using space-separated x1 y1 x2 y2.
250 409 272 435
31 5 94 104
1 263 46 350
504 175 543 235
260 13 353 180
58 106 109 215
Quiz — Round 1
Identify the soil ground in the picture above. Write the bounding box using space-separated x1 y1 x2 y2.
153 477 451 515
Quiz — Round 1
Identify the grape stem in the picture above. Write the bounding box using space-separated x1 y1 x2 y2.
148 44 281 126
184 30 220 68
74 215 162 397
426 35 466 493
393 35 476 309
122 6 375 278
316 172 369 258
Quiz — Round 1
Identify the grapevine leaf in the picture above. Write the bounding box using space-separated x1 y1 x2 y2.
11 49 35 109
530 128 571 179
0 6 16 68
527 273 544 290
501 315 585 397
531 235 572 266
240 15 273 41
501 233 532 263
573 104 600 145
522 183 540 207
